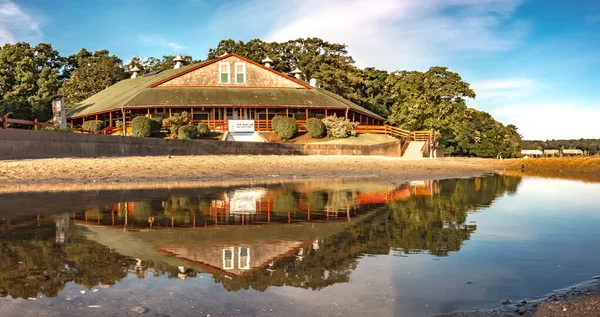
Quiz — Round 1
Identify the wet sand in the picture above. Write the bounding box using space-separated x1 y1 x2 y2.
0 156 504 193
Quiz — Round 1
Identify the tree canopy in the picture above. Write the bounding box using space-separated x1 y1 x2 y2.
0 38 525 157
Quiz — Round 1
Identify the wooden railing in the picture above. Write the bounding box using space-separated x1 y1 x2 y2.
355 124 432 141
1 115 54 130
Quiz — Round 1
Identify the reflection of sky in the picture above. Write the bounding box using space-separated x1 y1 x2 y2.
386 177 600 315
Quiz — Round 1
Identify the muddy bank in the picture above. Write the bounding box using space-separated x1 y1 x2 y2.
434 277 600 317
0 156 500 193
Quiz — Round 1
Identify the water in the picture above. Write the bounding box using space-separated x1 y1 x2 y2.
0 175 599 317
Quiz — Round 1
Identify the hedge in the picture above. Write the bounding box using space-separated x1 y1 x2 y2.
271 115 287 133
197 122 210 136
277 117 298 140
81 120 104 134
178 125 198 140
306 118 326 139
131 116 161 137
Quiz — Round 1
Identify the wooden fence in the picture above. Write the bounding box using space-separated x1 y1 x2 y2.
0 115 53 130
355 124 433 141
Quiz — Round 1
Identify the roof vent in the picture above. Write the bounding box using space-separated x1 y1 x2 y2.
309 78 318 88
130 66 140 79
173 55 184 69
291 67 302 80
262 56 273 68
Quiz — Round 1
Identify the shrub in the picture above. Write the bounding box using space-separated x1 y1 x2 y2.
277 117 298 140
178 125 197 140
271 115 287 133
197 122 210 136
131 116 161 137
163 111 190 139
322 115 359 139
115 120 124 133
41 126 74 132
306 118 326 139
82 120 104 134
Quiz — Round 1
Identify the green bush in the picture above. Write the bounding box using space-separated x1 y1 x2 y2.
197 122 210 136
306 118 326 139
178 125 197 140
322 115 359 138
81 120 104 134
163 111 190 139
271 115 287 133
131 116 161 137
41 126 74 132
115 120 124 133
277 117 298 140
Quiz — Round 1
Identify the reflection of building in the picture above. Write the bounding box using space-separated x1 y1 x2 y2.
161 240 312 277
227 188 267 215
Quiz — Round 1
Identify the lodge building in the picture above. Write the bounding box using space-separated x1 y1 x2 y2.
66 53 386 131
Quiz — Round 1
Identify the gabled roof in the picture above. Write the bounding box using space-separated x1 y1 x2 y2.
66 53 385 121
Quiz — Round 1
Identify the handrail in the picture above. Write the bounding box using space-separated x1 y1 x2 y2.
1 115 54 130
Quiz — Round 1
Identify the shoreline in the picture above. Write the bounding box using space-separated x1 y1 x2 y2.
0 156 503 194
434 277 600 317
1 156 599 193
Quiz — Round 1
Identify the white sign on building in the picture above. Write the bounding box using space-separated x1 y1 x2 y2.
228 120 254 133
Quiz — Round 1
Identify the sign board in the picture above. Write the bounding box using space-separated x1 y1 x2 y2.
228 120 254 133
228 188 266 214
52 98 67 129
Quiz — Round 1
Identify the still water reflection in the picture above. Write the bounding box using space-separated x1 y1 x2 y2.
0 175 599 317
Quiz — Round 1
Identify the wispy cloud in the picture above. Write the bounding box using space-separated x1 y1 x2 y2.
214 0 527 70
139 34 186 51
0 0 42 44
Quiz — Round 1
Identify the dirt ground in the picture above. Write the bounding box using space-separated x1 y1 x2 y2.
0 156 505 193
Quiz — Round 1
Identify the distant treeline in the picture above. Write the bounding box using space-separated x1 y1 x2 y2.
522 139 600 155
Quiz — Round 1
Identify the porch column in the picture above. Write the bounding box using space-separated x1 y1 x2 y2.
191 108 194 121
324 109 328 117
286 108 289 117
266 108 269 130
109 112 113 127
352 112 356 122
305 108 309 120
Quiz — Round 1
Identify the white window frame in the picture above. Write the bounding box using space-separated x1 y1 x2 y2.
154 108 165 114
238 247 250 270
223 248 235 270
234 62 246 84
219 62 230 84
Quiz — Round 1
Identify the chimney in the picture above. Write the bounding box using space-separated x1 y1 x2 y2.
309 78 318 88
130 66 140 79
262 56 274 68
291 67 302 80
173 54 184 69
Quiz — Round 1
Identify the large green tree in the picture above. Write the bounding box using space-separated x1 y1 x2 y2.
0 42 63 120
59 49 127 106
123 55 196 75
386 67 476 131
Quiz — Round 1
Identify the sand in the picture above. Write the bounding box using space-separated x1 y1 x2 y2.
0 156 504 193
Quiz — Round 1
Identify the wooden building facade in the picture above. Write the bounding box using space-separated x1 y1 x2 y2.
66 53 386 132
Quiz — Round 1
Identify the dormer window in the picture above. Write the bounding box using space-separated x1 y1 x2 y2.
235 62 246 84
219 62 230 84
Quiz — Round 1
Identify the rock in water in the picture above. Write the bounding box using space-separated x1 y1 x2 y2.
130 306 149 314
501 299 511 305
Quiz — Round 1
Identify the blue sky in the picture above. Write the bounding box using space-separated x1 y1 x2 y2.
2 0 599 140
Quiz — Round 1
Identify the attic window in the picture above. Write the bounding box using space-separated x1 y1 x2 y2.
219 62 230 84
235 62 246 84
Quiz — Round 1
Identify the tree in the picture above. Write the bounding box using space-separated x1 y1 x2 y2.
123 55 196 75
0 42 63 120
58 49 127 107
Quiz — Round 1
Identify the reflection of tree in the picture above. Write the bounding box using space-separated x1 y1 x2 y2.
0 236 134 299
213 175 522 291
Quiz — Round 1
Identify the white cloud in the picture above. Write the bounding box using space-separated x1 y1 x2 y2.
238 0 528 70
0 0 41 44
493 103 600 140
139 34 186 51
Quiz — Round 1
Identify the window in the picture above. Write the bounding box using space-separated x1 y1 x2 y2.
238 247 250 270
235 62 246 84
155 108 165 114
223 248 234 270
219 62 230 84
